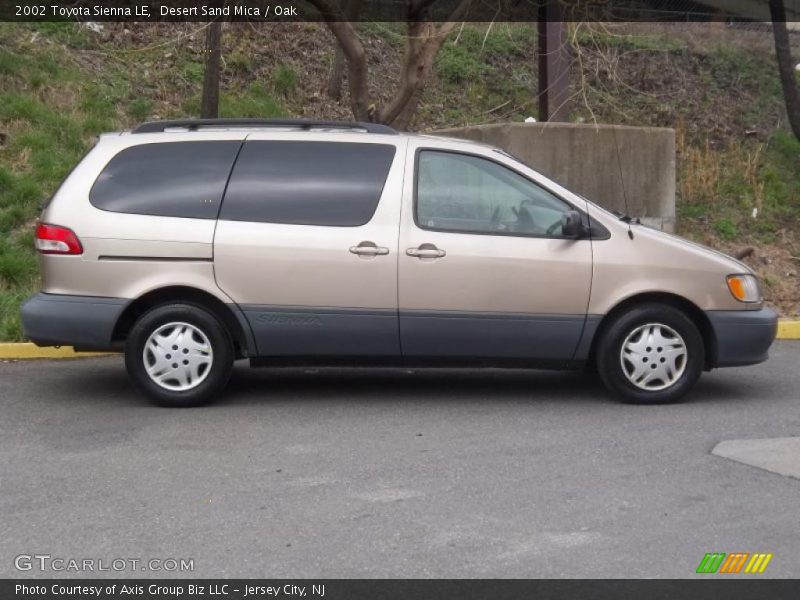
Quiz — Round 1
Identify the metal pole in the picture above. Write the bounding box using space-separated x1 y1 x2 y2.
537 1 571 122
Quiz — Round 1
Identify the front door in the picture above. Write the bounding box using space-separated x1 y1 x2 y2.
398 143 593 361
214 136 406 357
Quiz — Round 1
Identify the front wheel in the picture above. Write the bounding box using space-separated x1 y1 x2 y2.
596 303 705 404
125 303 234 407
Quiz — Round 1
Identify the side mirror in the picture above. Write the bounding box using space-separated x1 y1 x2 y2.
561 210 585 238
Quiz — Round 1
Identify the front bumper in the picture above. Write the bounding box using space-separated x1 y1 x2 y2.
706 307 778 368
21 293 129 351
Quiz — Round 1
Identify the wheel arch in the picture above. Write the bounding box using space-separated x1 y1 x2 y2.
588 292 717 370
112 286 254 359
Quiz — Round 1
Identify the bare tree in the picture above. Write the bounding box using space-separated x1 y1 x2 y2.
769 0 800 139
201 21 223 119
308 0 471 130
326 0 362 100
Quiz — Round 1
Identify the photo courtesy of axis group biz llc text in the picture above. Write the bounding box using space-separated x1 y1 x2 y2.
1 0 800 599
16 583 322 597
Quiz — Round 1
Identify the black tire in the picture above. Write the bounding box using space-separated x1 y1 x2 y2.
125 303 234 407
596 303 704 404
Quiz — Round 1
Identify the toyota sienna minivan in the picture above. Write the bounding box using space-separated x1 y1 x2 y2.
21 118 777 407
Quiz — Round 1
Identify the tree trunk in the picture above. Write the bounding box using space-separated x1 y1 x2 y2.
383 23 451 130
327 49 347 100
201 21 222 119
309 0 469 127
378 6 469 129
770 0 800 139
319 19 372 121
326 0 362 100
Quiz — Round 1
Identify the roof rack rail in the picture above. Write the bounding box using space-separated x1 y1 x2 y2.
132 118 397 135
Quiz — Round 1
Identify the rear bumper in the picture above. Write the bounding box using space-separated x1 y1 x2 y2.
21 293 128 351
706 307 778 368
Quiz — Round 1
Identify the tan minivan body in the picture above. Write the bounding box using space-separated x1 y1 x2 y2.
22 119 777 406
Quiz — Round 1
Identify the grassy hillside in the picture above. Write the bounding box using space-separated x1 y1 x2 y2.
0 21 798 340
0 22 291 339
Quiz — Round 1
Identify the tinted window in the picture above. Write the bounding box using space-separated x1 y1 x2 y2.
90 141 241 219
220 141 396 226
416 150 572 237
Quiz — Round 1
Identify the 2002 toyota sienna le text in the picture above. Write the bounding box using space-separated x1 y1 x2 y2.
21 118 778 407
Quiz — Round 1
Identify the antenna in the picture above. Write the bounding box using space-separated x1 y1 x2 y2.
612 127 634 240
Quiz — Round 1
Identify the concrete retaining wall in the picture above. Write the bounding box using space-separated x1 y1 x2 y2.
435 122 676 232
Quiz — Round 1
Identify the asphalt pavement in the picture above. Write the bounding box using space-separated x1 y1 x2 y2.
1 343 799 578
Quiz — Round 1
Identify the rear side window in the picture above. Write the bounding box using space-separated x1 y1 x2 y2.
220 141 396 226
90 141 242 219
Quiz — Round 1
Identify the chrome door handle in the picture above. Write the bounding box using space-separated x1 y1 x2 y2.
349 241 389 256
406 244 446 259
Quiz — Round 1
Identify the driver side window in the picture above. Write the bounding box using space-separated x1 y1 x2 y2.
415 150 572 237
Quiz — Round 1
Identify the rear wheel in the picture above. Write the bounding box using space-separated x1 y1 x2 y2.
125 303 233 407
596 303 704 404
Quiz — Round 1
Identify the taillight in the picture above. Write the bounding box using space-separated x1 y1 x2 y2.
35 223 83 255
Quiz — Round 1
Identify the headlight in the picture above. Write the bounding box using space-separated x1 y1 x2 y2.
726 274 761 303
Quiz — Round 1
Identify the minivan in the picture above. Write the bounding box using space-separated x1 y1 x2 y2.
21 118 777 407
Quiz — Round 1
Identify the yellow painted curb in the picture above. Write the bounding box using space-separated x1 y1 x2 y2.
0 343 116 359
777 319 800 340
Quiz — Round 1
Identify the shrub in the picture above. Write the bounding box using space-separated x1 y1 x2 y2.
227 51 252 74
127 97 153 122
0 239 37 287
220 84 285 118
436 43 487 84
272 64 297 97
713 218 738 241
182 62 204 83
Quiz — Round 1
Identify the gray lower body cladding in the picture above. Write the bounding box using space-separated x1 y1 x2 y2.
706 307 778 367
20 293 129 351
240 305 589 362
398 310 587 359
19 294 778 371
241 305 400 356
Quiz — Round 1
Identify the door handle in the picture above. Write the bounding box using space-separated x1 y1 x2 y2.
406 244 446 259
349 241 389 256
